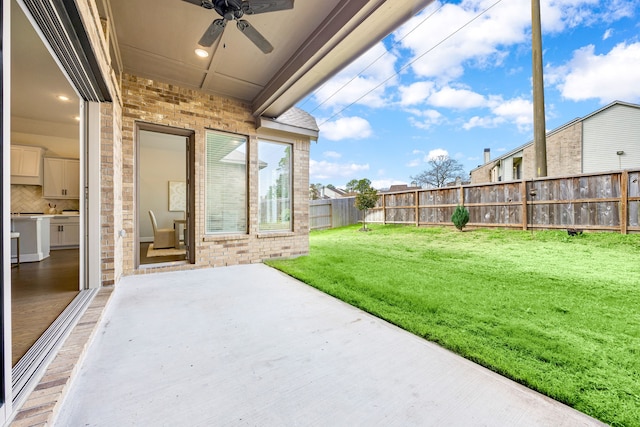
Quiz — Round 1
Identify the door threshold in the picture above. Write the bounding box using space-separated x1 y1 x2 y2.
12 289 98 408
138 260 190 269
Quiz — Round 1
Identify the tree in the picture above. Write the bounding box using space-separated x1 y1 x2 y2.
345 179 360 193
266 146 291 200
309 183 323 200
451 205 470 231
352 179 378 231
411 155 466 188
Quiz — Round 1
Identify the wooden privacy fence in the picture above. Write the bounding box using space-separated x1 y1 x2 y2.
310 197 362 230
366 169 640 234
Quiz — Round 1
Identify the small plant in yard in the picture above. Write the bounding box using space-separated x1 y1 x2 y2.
451 205 469 231
353 179 379 231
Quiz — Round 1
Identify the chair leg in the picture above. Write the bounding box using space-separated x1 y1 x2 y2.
11 235 20 268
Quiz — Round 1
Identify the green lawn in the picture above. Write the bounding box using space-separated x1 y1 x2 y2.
266 225 640 426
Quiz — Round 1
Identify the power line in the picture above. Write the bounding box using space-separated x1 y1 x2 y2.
317 0 504 127
307 1 448 113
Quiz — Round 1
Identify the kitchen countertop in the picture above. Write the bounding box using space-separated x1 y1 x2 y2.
11 214 55 219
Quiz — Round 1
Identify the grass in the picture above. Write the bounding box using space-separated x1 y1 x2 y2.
266 225 640 426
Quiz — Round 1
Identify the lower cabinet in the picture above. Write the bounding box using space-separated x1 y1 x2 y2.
50 216 80 248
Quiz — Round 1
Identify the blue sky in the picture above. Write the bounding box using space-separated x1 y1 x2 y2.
297 0 640 189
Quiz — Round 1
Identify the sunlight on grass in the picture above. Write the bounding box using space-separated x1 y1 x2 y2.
266 225 640 426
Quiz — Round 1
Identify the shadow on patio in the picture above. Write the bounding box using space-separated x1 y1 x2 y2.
54 264 603 426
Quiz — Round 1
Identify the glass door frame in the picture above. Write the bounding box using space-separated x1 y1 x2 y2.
134 122 196 268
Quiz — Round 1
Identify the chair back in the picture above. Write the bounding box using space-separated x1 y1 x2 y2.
149 210 158 234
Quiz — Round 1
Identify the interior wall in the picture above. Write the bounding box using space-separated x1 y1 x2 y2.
11 132 79 158
139 131 186 241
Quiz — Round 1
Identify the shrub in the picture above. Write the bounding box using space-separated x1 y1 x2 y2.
451 205 469 231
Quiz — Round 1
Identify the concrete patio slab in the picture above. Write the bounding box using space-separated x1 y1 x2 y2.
55 264 604 426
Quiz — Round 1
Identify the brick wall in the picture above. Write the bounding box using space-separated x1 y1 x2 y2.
100 100 125 286
119 74 309 274
470 162 495 184
546 121 582 177
471 122 583 184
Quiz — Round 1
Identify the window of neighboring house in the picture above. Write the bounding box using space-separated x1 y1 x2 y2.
205 130 248 234
513 158 522 180
258 140 292 232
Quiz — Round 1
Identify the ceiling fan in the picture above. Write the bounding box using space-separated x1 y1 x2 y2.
183 0 294 54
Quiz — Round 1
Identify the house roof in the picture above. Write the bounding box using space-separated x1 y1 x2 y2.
470 100 640 172
275 107 319 132
102 0 433 118
384 184 422 193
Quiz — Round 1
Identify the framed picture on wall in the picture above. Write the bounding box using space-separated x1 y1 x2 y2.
168 181 186 212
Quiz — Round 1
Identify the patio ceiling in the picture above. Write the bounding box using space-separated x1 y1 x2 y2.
102 0 433 118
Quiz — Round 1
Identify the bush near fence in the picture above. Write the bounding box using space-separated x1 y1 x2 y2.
365 170 640 234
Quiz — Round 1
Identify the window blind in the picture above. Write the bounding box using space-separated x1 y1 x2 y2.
205 131 248 233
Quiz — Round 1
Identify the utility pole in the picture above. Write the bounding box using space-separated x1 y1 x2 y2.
532 0 547 177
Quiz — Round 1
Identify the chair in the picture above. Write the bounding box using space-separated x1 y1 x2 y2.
11 232 20 267
149 210 175 249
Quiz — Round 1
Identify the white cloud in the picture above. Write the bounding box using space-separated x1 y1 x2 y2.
309 160 370 181
312 43 398 109
603 28 613 40
553 42 640 103
426 148 449 160
323 151 342 159
428 86 486 109
393 0 627 84
371 179 408 190
463 96 532 131
399 81 435 106
490 97 533 131
407 109 444 130
319 116 373 141
463 115 505 130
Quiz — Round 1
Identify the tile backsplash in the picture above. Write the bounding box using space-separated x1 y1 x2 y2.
11 185 80 213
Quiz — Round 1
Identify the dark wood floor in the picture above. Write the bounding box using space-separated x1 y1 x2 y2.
11 249 79 366
139 242 186 265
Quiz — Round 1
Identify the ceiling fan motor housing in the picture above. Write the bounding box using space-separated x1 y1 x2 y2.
212 0 245 20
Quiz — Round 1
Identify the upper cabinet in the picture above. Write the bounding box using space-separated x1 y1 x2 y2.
43 157 80 199
11 145 45 185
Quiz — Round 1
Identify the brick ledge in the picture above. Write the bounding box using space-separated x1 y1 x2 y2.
10 286 114 427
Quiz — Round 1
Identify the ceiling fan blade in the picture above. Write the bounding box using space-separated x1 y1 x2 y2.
182 0 206 7
236 20 273 53
243 0 293 15
199 19 226 47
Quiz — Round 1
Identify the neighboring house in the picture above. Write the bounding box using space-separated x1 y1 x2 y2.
320 186 349 199
1 0 432 422
383 184 422 193
471 101 640 184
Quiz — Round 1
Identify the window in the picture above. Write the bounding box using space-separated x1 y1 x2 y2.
205 130 247 234
258 141 292 232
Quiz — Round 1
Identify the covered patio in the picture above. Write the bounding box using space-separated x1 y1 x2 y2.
49 264 602 426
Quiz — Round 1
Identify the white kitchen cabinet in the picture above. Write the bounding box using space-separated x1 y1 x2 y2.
43 157 80 199
10 215 52 262
11 145 44 185
50 216 80 248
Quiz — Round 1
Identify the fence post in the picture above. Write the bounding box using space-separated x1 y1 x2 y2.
415 190 419 227
621 170 628 235
330 200 334 229
521 181 528 231
382 193 386 225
